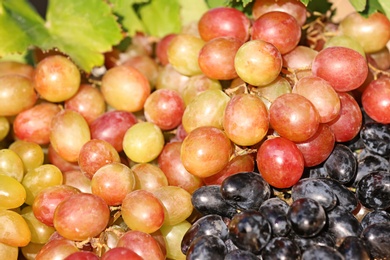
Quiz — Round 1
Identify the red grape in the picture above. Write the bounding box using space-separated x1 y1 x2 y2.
156 33 177 66
361 76 390 124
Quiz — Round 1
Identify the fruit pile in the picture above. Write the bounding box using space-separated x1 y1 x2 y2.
0 0 390 259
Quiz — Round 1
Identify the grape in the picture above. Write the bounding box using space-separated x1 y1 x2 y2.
9 140 44 174
287 198 327 238
64 84 106 124
0 174 26 210
292 76 341 123
360 210 390 230
229 210 272 254
13 102 61 145
144 89 185 131
292 178 337 211
320 178 358 212
369 46 390 70
337 236 370 260
324 35 365 57
122 54 159 87
302 245 344 260
101 65 151 112
186 235 227 260
167 34 204 76
360 123 390 157
252 0 307 26
117 230 165 260
157 141 204 194
22 164 64 205
354 153 389 187
182 89 230 133
33 55 80 102
324 144 357 184
339 12 390 53
62 170 91 194
191 185 238 218
121 189 165 234
326 206 362 241
182 74 222 106
155 64 189 94
234 39 282 86
50 110 91 163
252 11 301 54
123 122 165 163
0 242 18 260
0 149 24 182
0 116 10 142
90 110 138 152
311 46 368 92
35 238 79 260
223 93 269 146
156 33 177 66
101 247 142 260
47 145 80 173
259 197 291 237
32 185 80 227
91 162 135 206
53 193 110 241
291 230 335 251
327 92 362 142
254 76 292 109
0 74 37 116
0 60 34 79
198 7 250 42
282 45 318 71
356 171 390 210
361 76 390 124
198 37 242 80
21 206 56 244
21 242 44 260
224 249 258 260
131 163 168 191
78 139 121 179
0 209 31 247
152 186 193 226
261 237 301 260
256 136 305 188
221 171 271 210
180 126 233 178
269 93 320 142
64 251 99 260
160 221 191 260
361 223 390 259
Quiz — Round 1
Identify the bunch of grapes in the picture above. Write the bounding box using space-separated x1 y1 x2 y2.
0 0 390 259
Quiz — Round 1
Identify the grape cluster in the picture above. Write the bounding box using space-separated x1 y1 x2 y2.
0 0 390 259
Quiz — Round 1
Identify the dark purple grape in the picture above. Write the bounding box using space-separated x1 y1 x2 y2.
356 171 390 210
360 122 390 157
361 222 390 259
291 178 338 211
186 235 227 260
290 230 335 251
354 153 389 187
302 245 344 260
224 238 239 253
259 197 291 237
324 144 357 184
337 236 370 260
309 165 329 178
228 210 271 254
326 206 362 241
261 237 301 260
221 171 271 210
191 185 238 218
320 178 358 212
224 249 258 260
181 214 229 254
287 198 327 238
360 210 390 230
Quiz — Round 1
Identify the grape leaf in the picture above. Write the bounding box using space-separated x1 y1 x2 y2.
378 0 390 17
361 0 385 16
109 0 148 37
206 0 227 8
300 0 310 6
178 0 209 26
138 0 181 38
349 0 367 12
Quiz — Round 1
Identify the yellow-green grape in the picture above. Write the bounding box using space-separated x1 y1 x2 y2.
22 164 63 205
182 74 222 106
21 242 44 260
21 206 56 244
0 242 18 260
123 122 165 163
0 209 31 247
0 174 26 209
0 117 10 142
160 220 192 260
9 140 45 173
324 35 365 58
0 149 24 182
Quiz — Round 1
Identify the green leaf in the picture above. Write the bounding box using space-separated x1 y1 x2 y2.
300 0 310 6
378 0 390 17
138 0 181 38
361 0 385 16
43 0 123 72
178 0 209 26
349 0 367 12
206 0 227 8
110 0 148 37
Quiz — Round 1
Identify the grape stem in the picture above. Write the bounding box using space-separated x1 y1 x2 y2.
368 62 390 80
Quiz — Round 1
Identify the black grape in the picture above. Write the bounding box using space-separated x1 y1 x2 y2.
337 236 370 260
290 230 335 251
360 210 390 230
353 153 389 187
260 237 301 260
320 178 358 212
326 206 362 241
228 210 271 254
302 245 344 260
259 197 291 237
324 144 357 184
221 171 271 210
360 122 390 157
287 198 326 238
186 235 227 260
356 171 390 210
224 249 258 260
361 222 390 259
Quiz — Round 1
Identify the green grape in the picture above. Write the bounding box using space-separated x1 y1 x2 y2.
160 221 192 260
0 174 26 210
0 116 10 142
21 242 44 260
182 74 222 106
0 242 19 260
0 209 31 247
0 149 25 182
21 206 56 244
9 140 45 173
324 35 365 57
